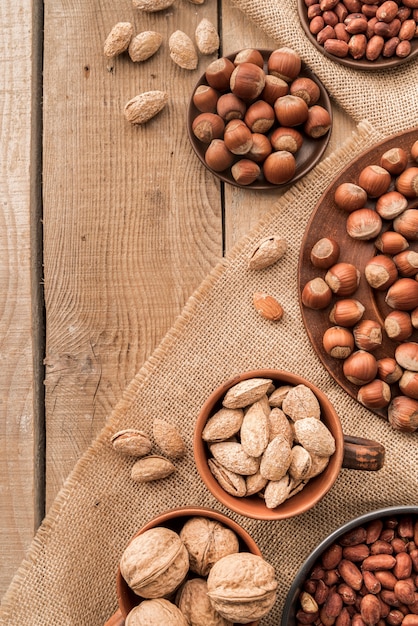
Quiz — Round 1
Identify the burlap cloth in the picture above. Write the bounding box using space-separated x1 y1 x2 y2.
1 2 418 625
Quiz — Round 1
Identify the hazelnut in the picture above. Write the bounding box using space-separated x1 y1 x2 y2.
364 254 398 290
303 105 332 138
204 139 235 172
310 237 340 268
385 277 418 310
244 100 275 133
289 76 321 105
388 395 418 432
301 277 333 309
393 208 418 240
193 85 220 113
343 350 378 385
274 95 309 127
395 166 418 198
230 159 260 185
192 112 225 144
325 262 360 296
263 150 296 185
358 164 392 198
229 62 266 101
346 208 382 240
411 140 418 162
353 319 382 351
384 309 413 341
268 47 302 81
357 379 391 409
374 231 409 255
261 75 289 105
380 147 408 175
322 326 355 358
270 127 304 154
375 190 408 219
377 357 403 384
393 250 418 277
223 119 253 155
233 48 264 67
399 370 418 399
334 182 368 212
329 298 365 327
205 57 236 91
395 341 418 371
216 93 246 121
247 133 272 162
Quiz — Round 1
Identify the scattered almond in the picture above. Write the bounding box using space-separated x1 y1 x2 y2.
124 90 168 125
169 30 198 70
103 22 134 58
253 292 284 322
248 236 288 270
132 0 175 11
195 18 220 55
128 31 163 62
111 429 152 457
131 455 176 482
152 418 186 458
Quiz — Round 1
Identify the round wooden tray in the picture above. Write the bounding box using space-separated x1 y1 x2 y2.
187 49 332 190
298 127 418 420
297 0 418 71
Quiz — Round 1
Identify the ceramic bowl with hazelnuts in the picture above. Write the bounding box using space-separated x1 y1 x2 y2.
187 47 333 189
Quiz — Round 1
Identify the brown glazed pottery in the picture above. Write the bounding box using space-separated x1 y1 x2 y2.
194 369 385 521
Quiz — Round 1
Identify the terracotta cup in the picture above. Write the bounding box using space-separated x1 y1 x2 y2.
104 506 262 626
281 505 418 625
194 369 385 521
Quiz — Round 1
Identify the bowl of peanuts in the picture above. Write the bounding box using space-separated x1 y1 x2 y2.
297 0 418 70
281 505 418 625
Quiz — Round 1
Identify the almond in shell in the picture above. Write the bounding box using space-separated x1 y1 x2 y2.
132 0 176 11
294 417 336 457
259 434 292 481
202 407 244 442
240 399 269 457
124 91 168 125
152 418 186 458
209 442 260 475
103 22 134 58
131 455 175 482
208 458 247 497
222 377 273 409
264 474 292 509
128 31 163 62
248 236 288 270
195 18 220 55
111 428 152 457
169 30 198 70
282 384 321 420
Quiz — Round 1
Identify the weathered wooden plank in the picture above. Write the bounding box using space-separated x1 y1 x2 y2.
42 1 222 507
0 0 43 599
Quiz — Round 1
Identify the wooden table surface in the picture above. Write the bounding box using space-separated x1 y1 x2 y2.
0 0 356 599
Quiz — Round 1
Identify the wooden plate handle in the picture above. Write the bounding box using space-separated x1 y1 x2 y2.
103 609 124 626
342 435 385 471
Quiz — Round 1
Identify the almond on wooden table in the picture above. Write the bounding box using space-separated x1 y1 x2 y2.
195 18 219 55
124 91 168 125
169 30 198 70
132 0 175 11
103 22 134 58
128 31 163 62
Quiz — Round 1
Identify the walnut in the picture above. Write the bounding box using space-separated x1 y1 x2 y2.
125 598 188 625
207 552 278 624
119 527 189 598
179 517 239 576
176 578 232 626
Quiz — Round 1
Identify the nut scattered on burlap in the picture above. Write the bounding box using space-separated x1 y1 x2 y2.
1 2 418 624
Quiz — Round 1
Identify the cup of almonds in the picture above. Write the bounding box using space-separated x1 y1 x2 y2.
194 369 385 521
281 505 418 625
104 506 278 626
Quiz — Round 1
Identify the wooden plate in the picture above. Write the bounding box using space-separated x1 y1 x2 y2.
297 0 418 71
298 127 418 420
187 49 332 190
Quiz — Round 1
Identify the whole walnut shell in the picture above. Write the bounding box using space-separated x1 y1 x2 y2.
207 552 278 624
119 527 189 598
125 598 188 625
179 517 239 576
176 578 232 626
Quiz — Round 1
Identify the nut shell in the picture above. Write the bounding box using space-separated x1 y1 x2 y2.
179 516 239 576
207 553 278 624
176 578 232 626
119 527 189 598
125 599 188 626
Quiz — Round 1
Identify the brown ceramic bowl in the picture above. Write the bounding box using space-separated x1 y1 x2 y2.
187 49 332 190
297 0 418 71
194 370 385 521
281 505 418 624
105 506 263 625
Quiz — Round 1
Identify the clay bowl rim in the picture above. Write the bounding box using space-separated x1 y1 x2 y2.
193 369 344 521
280 504 418 625
116 505 262 622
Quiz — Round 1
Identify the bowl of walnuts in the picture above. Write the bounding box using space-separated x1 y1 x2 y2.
193 369 385 521
187 47 333 189
104 506 278 625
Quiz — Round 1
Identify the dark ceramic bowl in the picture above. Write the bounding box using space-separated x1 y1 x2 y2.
105 506 262 625
187 49 332 190
281 505 418 624
297 0 418 71
194 369 385 521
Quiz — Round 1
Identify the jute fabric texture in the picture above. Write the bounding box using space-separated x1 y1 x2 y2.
1 1 418 623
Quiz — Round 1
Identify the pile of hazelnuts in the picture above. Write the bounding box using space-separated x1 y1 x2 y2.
190 47 332 186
